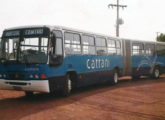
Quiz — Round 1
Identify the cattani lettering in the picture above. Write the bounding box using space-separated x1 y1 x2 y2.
87 59 110 69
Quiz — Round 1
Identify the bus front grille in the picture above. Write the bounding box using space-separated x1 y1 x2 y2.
5 82 28 86
8 74 25 80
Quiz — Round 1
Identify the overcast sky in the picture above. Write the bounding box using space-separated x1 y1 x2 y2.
0 0 164 41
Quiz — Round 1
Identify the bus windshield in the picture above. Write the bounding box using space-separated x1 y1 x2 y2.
0 37 19 61
0 37 48 64
20 37 48 64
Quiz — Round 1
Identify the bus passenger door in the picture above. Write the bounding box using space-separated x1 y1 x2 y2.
122 40 132 75
49 31 63 67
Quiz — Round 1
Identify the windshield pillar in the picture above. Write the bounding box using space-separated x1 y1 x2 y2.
39 37 42 52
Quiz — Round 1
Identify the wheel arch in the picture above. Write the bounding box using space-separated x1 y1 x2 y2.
151 64 161 74
113 66 121 76
66 70 78 88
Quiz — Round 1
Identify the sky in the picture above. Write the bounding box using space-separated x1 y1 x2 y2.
0 0 165 41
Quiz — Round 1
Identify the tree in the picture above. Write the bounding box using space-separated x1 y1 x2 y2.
157 33 165 42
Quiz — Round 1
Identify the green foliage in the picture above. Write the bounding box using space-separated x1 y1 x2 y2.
157 33 165 42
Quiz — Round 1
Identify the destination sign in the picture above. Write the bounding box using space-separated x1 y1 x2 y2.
24 29 44 36
3 27 50 38
4 30 20 37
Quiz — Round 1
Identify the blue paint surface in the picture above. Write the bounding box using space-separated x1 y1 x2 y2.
132 55 165 75
0 55 123 80
0 54 165 80
132 56 165 68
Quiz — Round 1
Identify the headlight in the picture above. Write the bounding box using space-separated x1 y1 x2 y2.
29 74 33 79
3 74 6 78
35 74 39 79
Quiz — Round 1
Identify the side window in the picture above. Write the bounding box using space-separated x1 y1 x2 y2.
73 34 80 44
53 30 63 55
82 35 96 55
64 32 81 54
55 38 63 55
54 31 63 38
156 45 165 56
95 37 107 55
116 41 121 55
132 43 144 56
145 44 155 56
65 33 72 44
5 38 18 57
107 39 116 55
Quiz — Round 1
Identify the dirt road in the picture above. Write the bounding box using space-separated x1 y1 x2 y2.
0 77 165 120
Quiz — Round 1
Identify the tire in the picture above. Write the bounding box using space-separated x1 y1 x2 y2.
112 71 118 84
25 91 34 97
62 74 72 97
152 67 160 79
132 75 140 80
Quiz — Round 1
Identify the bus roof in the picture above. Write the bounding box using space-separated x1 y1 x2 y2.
4 25 120 40
3 25 165 45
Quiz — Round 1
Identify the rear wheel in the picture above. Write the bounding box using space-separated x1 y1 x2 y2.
152 67 160 79
112 71 118 84
25 91 34 97
62 74 72 96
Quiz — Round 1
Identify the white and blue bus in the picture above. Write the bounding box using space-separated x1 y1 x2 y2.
0 25 165 96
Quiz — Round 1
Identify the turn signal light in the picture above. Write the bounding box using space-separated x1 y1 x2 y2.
41 74 46 79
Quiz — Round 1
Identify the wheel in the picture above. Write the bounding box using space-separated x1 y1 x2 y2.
132 75 140 80
112 71 118 84
25 91 34 97
62 74 72 96
152 67 160 79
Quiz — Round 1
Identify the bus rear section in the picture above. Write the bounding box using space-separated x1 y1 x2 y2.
122 39 165 79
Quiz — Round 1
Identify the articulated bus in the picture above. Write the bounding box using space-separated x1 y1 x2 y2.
0 25 165 96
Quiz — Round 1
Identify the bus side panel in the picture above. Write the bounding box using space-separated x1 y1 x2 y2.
41 54 123 92
156 56 165 74
132 56 152 76
156 44 165 74
131 56 165 76
63 55 123 87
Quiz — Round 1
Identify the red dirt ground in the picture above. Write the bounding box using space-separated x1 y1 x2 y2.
0 77 165 120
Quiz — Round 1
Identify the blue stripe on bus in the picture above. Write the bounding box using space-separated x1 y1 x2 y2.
132 56 165 68
0 55 165 80
0 55 123 79
47 55 123 77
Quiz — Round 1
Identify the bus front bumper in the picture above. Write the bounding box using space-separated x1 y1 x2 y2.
0 79 50 93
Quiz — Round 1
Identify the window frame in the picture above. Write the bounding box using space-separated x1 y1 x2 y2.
82 34 96 55
116 40 121 55
64 32 81 55
156 44 165 56
95 37 107 55
145 44 155 56
95 37 106 47
107 38 116 55
52 30 64 56
132 42 144 56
